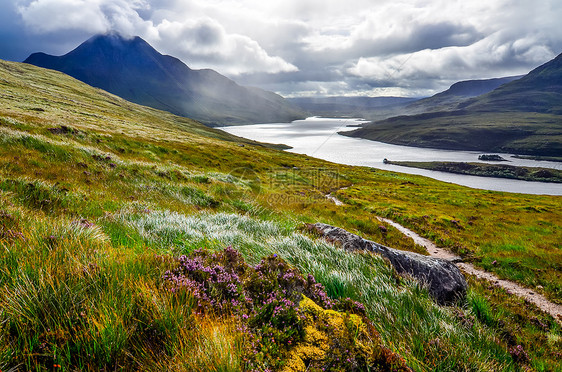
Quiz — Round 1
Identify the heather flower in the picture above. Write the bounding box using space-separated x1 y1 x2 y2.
162 246 393 371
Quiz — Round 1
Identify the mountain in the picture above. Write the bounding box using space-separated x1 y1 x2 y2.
24 34 304 125
288 96 417 113
460 53 562 114
406 76 522 113
286 96 420 121
344 53 562 156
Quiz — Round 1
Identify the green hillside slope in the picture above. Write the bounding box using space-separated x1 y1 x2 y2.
1 60 561 371
346 54 562 156
462 53 562 114
345 111 562 156
405 76 522 114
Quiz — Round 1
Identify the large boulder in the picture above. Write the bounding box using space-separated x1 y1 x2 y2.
308 223 467 305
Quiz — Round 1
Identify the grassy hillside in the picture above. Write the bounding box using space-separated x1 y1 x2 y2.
345 111 562 156
347 54 562 156
405 76 522 114
1 60 561 371
461 53 562 115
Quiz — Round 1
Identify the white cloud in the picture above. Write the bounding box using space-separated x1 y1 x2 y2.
149 18 298 75
17 0 154 35
18 0 110 33
9 0 562 96
16 0 297 75
348 30 559 92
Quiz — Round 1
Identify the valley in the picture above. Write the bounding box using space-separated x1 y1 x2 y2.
0 0 560 367
223 118 562 195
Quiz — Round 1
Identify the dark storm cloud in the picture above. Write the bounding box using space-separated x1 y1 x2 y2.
0 2 92 61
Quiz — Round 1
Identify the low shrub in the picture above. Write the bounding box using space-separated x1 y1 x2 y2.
163 246 410 371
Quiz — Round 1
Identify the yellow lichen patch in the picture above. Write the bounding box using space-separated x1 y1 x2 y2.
282 295 411 372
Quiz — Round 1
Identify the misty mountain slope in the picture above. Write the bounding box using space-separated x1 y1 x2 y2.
284 96 420 122
24 34 304 125
288 96 417 116
406 76 522 113
345 53 562 156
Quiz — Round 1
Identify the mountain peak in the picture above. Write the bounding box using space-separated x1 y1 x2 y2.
83 33 149 49
23 34 303 125
64 33 160 62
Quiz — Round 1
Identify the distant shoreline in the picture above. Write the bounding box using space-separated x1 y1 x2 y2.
385 160 562 183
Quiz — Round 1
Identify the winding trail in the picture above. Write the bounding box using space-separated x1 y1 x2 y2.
376 217 562 323
325 193 562 323
325 194 344 206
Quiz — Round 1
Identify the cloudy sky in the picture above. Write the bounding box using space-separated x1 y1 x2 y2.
1 0 561 97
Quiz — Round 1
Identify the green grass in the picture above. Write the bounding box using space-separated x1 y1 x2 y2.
0 59 561 370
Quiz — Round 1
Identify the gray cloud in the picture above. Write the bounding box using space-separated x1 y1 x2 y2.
2 0 561 97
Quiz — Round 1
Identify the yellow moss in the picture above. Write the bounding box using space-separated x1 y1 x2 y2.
282 354 307 372
303 325 329 347
299 295 323 315
282 295 372 372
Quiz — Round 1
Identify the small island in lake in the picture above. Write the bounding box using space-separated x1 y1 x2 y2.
385 160 562 183
478 154 507 161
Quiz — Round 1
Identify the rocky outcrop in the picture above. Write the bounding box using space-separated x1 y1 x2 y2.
308 223 467 305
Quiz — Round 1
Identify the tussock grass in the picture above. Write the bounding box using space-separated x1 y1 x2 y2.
159 316 243 372
0 209 194 370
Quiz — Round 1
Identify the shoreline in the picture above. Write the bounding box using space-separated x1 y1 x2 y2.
384 160 562 183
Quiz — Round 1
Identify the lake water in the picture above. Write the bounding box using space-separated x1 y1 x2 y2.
221 117 562 195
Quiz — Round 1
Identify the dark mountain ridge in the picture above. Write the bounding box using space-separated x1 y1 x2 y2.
344 52 562 156
460 53 562 114
24 34 304 125
406 76 522 113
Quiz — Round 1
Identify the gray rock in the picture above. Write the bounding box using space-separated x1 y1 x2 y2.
308 223 467 305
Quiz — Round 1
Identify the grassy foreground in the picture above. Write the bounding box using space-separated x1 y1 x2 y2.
1 60 561 370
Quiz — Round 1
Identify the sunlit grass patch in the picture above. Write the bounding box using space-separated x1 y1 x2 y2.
0 209 187 369
0 178 78 214
162 316 243 372
467 276 562 371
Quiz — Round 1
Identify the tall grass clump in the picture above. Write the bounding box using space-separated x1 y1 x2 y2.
0 210 194 370
0 178 77 214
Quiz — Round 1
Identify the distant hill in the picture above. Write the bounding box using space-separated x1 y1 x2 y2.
287 96 419 121
460 53 562 114
288 96 416 112
344 53 562 157
406 76 522 113
24 34 304 125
